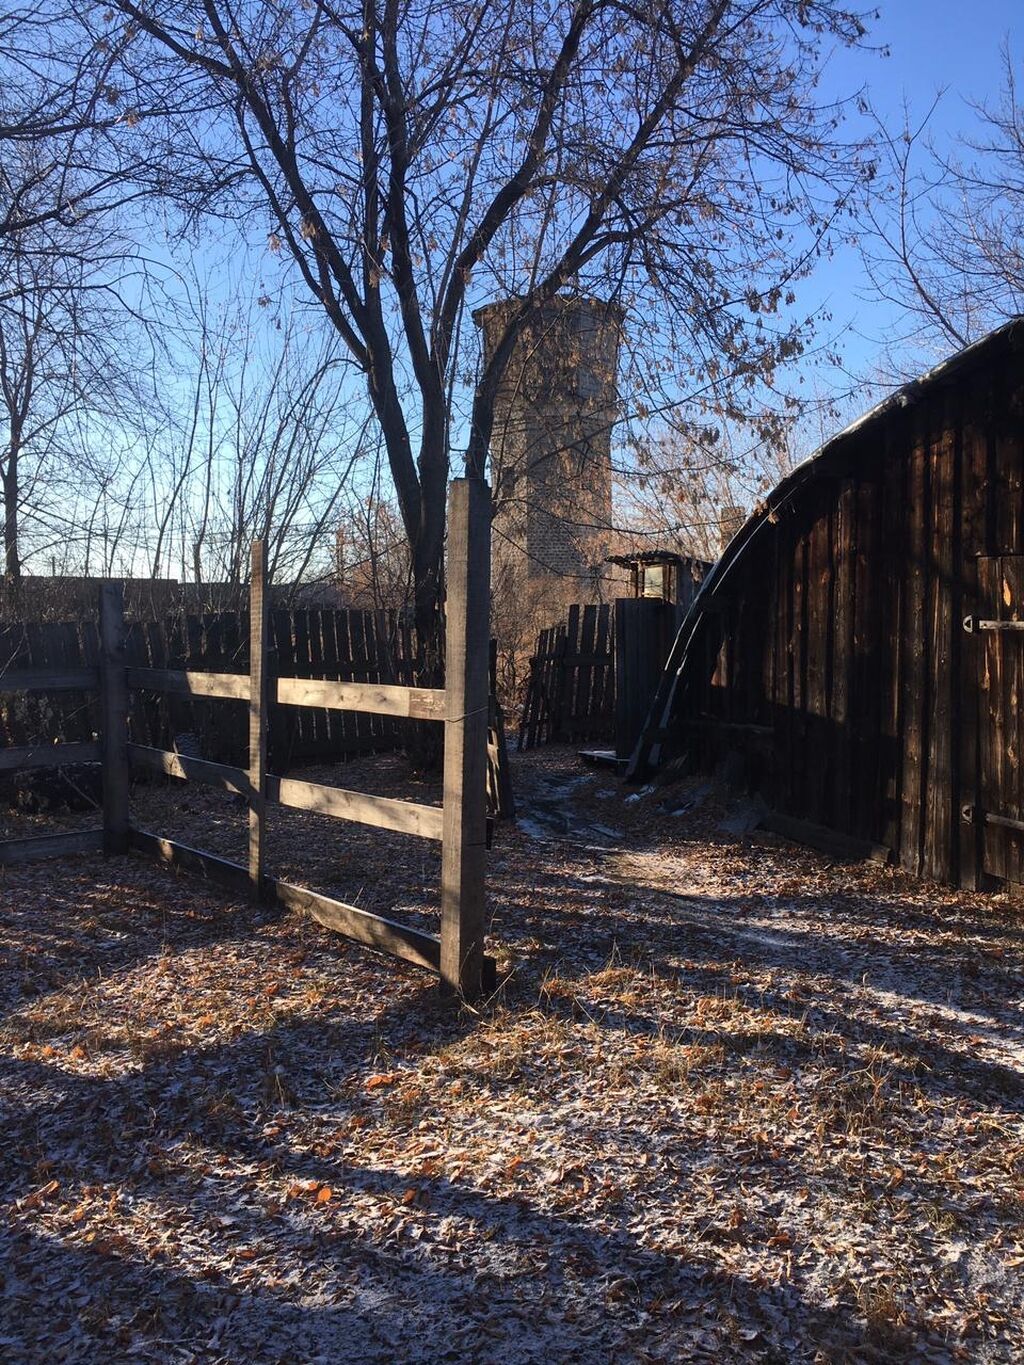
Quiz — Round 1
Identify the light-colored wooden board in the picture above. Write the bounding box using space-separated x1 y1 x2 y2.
274 675 445 719
127 744 250 795
267 774 443 840
125 666 250 700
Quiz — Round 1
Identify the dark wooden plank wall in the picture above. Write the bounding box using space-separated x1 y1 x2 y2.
615 598 689 760
0 608 413 770
679 346 1024 887
519 603 615 749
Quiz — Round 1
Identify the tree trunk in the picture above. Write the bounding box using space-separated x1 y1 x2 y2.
406 491 447 771
3 449 20 586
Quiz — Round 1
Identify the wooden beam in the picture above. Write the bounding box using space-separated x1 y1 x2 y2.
0 828 103 864
0 667 98 692
440 477 491 999
129 827 250 892
99 582 129 855
273 880 441 974
249 541 269 898
125 666 249 700
127 743 250 796
759 809 891 864
129 826 496 985
274 675 446 720
268 774 443 840
0 742 101 771
963 615 1024 633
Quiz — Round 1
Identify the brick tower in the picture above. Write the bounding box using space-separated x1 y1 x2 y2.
473 296 622 614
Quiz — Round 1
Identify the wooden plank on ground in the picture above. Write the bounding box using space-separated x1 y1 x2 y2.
0 742 101 771
760 808 891 864
0 828 104 864
128 826 495 983
273 880 442 974
129 826 251 891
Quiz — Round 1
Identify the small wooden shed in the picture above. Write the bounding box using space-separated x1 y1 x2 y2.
630 319 1024 889
607 552 709 759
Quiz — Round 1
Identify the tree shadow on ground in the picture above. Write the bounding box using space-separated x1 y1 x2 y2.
2 835 1021 1361
1 987 913 1365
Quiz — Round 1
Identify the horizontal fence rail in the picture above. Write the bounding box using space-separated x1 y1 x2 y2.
126 666 249 701
267 774 443 841
0 741 101 771
0 605 429 771
0 667 100 693
127 743 250 795
274 677 446 719
0 827 103 864
127 828 450 977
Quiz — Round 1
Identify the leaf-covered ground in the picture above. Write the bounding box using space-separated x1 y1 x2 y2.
1 746 1023 1362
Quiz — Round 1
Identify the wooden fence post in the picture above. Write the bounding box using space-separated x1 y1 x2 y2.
249 541 269 898
99 581 129 854
441 478 491 999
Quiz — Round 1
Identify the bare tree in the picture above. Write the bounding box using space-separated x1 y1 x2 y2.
105 280 368 601
862 48 1024 368
40 0 873 660
0 185 147 585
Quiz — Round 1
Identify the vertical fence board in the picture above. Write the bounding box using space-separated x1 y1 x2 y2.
441 479 491 999
248 544 269 896
99 582 129 854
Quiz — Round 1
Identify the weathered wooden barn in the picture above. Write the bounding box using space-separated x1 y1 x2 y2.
630 319 1024 889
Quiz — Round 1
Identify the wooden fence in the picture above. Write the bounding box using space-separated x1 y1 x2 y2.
519 603 615 749
0 605 420 770
0 479 495 999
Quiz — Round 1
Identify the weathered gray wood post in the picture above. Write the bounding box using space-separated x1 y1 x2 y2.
248 541 269 898
99 580 130 854
441 477 491 999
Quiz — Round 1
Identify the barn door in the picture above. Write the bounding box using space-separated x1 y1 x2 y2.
964 556 1024 884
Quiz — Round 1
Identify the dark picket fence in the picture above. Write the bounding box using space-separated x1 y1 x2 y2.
0 608 414 771
519 603 615 749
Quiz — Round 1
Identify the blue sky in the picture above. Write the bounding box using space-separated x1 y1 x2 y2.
807 0 1021 376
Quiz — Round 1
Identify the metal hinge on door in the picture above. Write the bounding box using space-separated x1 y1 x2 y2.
961 804 1024 833
962 615 1024 633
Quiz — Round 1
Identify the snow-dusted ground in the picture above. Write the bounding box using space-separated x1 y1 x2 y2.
1 745 1022 1362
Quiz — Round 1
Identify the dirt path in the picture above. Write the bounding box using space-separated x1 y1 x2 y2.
1 747 1022 1361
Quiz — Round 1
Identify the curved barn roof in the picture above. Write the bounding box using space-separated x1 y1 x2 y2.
627 315 1024 780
